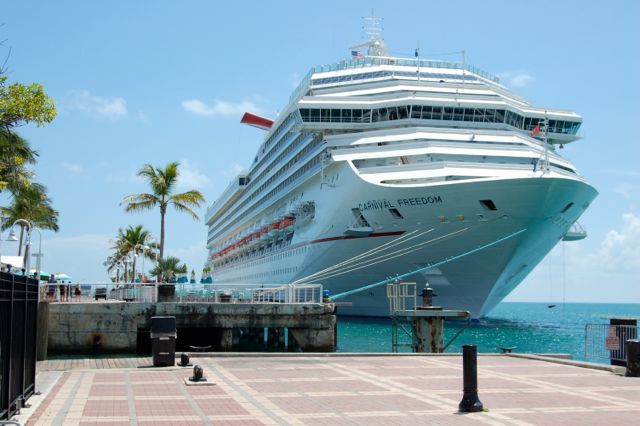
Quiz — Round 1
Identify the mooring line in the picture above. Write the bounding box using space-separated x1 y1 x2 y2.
330 227 528 300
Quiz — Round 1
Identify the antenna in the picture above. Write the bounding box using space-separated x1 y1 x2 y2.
350 10 388 57
363 10 383 41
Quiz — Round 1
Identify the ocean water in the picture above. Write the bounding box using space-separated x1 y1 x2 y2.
337 302 640 361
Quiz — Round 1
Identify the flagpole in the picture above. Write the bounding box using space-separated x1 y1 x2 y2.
415 42 420 82
543 110 549 173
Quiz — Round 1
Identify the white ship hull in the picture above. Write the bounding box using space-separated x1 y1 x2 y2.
211 162 597 318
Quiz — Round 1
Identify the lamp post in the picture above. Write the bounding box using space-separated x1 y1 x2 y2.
30 227 43 280
123 257 131 283
136 244 150 282
7 219 33 273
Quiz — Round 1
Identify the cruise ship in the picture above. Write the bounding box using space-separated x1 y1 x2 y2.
204 30 597 318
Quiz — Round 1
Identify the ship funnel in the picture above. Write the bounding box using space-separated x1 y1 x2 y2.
241 112 274 131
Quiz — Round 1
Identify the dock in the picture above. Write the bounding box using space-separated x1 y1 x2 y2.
19 353 639 425
35 282 337 356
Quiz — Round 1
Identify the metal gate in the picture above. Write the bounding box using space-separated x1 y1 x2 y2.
0 272 39 420
585 323 638 364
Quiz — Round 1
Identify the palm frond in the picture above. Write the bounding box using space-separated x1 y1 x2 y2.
171 201 200 221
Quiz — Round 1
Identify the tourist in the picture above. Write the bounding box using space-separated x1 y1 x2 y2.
48 274 57 301
74 284 82 302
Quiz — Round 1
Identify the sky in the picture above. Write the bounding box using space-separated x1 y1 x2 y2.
1 0 639 303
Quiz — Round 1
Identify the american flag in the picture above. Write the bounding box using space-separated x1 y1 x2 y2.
351 50 364 60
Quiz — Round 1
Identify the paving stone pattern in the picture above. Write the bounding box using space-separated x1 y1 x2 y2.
28 355 640 425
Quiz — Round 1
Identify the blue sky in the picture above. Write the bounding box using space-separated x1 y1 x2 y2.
1 1 638 303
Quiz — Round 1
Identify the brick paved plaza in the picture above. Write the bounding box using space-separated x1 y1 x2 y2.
21 355 640 425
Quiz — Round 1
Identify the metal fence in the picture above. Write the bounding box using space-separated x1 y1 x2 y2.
0 272 39 420
43 282 325 305
585 323 638 363
386 282 418 314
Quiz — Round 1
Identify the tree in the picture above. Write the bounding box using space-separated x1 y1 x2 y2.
149 256 187 283
0 75 57 130
0 129 38 194
0 185 59 256
120 162 205 259
104 225 157 282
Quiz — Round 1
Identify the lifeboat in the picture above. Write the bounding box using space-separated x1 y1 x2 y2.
268 221 280 238
259 225 270 241
248 231 261 248
280 216 295 235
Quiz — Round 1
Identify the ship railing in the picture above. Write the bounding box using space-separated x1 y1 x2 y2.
289 57 500 103
585 323 638 364
309 57 500 83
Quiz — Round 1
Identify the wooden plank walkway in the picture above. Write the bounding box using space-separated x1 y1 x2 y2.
37 356 152 371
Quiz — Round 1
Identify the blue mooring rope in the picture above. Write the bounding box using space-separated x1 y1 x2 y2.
329 227 528 301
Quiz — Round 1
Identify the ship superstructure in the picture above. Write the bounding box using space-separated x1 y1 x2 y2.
204 31 597 318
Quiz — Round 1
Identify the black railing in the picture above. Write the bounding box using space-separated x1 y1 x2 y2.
0 272 39 420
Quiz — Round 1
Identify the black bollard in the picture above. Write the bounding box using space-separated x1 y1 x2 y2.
180 352 190 367
191 364 204 382
626 339 640 377
459 344 484 412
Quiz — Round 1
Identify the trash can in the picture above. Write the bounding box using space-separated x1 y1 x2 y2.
151 316 176 367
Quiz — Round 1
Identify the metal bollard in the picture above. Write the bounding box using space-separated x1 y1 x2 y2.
191 365 204 382
459 344 484 412
180 353 190 367
626 339 640 377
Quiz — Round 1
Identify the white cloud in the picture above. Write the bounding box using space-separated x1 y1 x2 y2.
497 71 535 88
61 162 83 174
586 213 640 271
507 212 640 302
176 159 210 190
67 90 128 119
181 99 260 118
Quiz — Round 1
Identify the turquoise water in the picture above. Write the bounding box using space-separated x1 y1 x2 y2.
337 302 640 361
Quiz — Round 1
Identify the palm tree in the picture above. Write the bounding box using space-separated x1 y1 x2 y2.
120 162 205 260
105 225 157 282
149 256 187 283
0 129 38 195
1 184 59 255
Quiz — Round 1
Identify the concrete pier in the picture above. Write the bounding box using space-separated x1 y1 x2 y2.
42 301 336 355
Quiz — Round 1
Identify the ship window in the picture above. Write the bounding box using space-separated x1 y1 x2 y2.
389 208 404 219
561 202 574 213
479 199 498 211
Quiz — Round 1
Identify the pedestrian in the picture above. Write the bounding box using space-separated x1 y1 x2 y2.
48 273 57 301
74 284 82 302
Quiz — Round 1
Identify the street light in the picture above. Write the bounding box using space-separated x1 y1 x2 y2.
123 257 131 283
135 244 151 282
30 227 43 280
5 219 33 273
